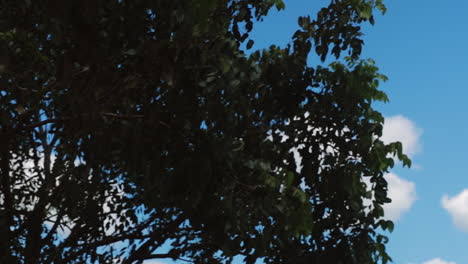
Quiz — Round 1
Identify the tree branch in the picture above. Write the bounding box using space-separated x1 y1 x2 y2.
16 117 68 131
12 112 169 132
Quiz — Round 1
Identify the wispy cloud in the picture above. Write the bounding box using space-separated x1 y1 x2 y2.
422 258 456 264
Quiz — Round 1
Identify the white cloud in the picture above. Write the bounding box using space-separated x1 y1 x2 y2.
422 258 456 264
363 172 416 221
442 189 468 232
382 172 417 221
382 115 422 158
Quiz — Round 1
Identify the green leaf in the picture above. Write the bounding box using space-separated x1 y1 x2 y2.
246 39 254 50
220 57 231 73
124 49 137 56
285 171 294 186
275 0 285 10
292 188 307 203
387 221 394 232
358 4 373 19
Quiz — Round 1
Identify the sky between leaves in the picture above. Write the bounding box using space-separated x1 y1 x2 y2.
143 0 468 263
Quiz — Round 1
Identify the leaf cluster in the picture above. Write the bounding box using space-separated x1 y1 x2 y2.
0 0 406 263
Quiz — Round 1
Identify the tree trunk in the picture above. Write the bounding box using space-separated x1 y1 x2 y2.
0 135 17 263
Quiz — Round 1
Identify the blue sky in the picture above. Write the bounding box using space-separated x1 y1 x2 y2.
147 1 468 264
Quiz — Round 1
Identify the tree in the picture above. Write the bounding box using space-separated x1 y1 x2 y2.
0 0 409 263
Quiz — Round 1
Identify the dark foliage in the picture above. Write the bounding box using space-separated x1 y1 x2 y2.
0 0 408 263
